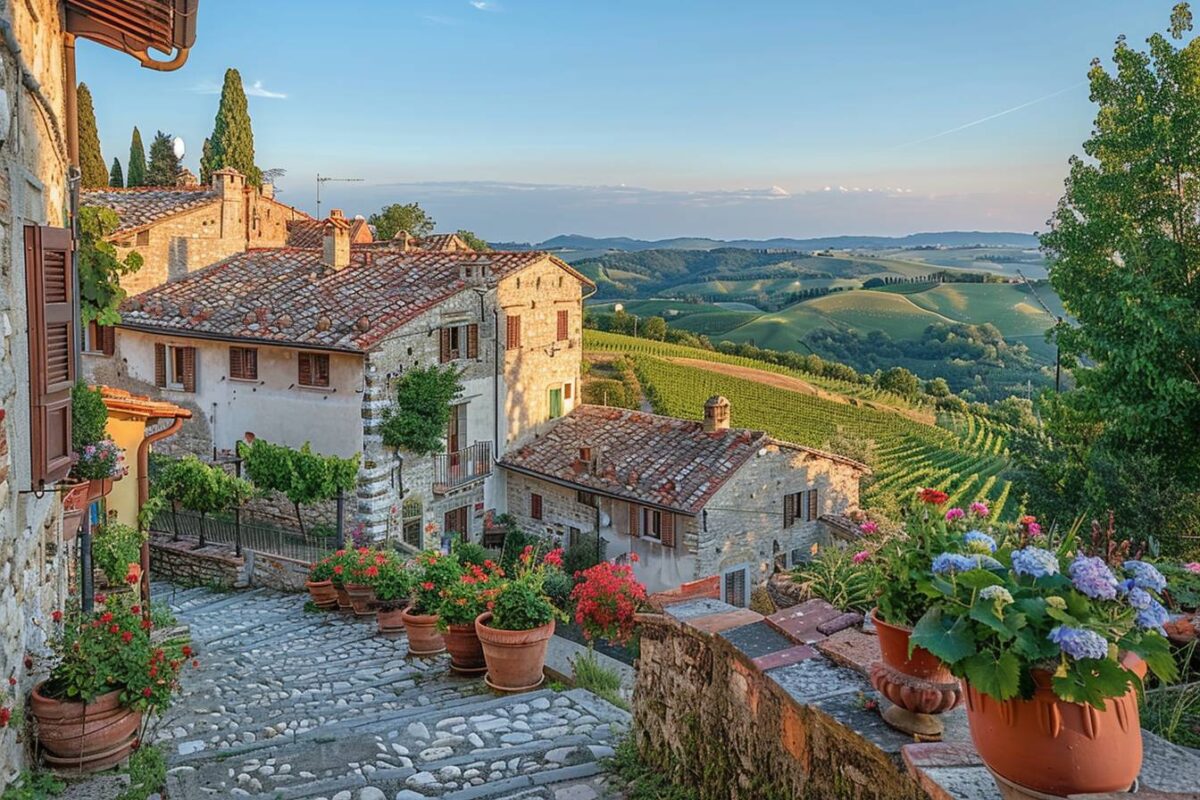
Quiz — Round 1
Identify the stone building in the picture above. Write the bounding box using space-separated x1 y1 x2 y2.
81 167 311 295
92 214 592 545
499 398 868 602
0 0 197 780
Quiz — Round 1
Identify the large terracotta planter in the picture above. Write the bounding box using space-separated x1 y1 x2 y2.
869 609 962 738
86 477 114 503
964 652 1146 796
344 583 376 616
335 585 353 612
475 612 554 692
444 623 487 675
60 480 91 542
30 683 142 773
377 602 408 634
305 579 338 609
401 608 446 655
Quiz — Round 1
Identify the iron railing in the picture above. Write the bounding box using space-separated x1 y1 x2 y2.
153 508 334 564
432 441 492 494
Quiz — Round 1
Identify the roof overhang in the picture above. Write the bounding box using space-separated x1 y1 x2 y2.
98 385 192 421
497 461 699 517
115 321 366 356
65 0 198 71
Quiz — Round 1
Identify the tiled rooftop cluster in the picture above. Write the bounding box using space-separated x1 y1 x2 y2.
286 216 373 247
81 186 219 233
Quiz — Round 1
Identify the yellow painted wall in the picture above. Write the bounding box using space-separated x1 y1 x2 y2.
105 415 146 528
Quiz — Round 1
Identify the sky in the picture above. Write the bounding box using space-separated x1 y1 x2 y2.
78 1 1179 242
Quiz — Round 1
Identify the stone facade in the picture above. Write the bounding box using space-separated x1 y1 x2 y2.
149 534 248 590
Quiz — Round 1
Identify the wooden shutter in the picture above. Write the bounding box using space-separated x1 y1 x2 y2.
439 328 451 363
661 512 675 547
725 569 746 608
229 347 244 379
245 348 257 380
181 347 196 392
556 310 568 341
154 343 166 387
467 324 478 359
629 503 640 537
506 314 521 350
100 325 115 356
531 493 543 521
563 382 572 400
298 352 312 386
315 354 330 387
24 225 75 486
807 488 818 521
783 492 796 529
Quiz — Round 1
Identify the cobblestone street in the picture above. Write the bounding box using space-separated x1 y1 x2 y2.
152 584 630 800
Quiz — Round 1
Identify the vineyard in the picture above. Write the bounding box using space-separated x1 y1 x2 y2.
607 348 1020 522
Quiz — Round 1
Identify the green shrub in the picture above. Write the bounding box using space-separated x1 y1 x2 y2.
792 544 875 613
381 366 463 454
71 381 108 450
1 771 65 800
453 540 490 568
563 536 606 576
542 567 575 609
118 744 166 800
93 522 145 585
571 648 628 710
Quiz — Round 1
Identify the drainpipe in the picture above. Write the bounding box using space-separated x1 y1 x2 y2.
137 416 185 618
493 308 500 453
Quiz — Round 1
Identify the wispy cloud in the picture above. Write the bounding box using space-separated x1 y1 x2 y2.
893 81 1086 149
470 1 498 10
190 78 287 100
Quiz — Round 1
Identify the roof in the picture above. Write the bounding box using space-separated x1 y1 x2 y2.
81 187 218 234
98 385 192 421
118 247 587 352
498 405 772 514
419 233 473 252
287 217 373 248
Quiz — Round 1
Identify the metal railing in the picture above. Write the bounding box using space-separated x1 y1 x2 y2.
153 508 334 564
432 441 492 494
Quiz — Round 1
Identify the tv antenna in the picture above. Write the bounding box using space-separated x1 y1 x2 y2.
316 173 363 218
1016 269 1064 393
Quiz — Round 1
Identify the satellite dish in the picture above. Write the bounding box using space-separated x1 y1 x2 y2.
172 136 185 159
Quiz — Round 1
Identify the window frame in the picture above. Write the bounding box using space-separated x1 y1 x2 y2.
641 508 663 541
556 309 569 341
229 346 259 381
167 345 187 390
531 492 544 521
298 351 331 388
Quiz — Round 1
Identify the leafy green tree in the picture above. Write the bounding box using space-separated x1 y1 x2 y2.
78 206 143 325
878 366 920 398
1033 3 1200 553
925 377 951 398
237 438 359 535
108 157 123 188
205 68 262 186
456 229 490 251
159 456 253 543
145 130 180 186
640 316 667 341
369 202 435 240
380 366 463 454
126 127 146 187
199 137 214 185
76 83 107 188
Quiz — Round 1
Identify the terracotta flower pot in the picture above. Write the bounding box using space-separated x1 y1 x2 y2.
60 480 91 542
964 652 1146 796
444 623 487 675
30 683 142 773
86 477 114 503
475 612 555 692
869 609 962 738
305 579 338 609
335 585 353 612
401 608 446 655
377 603 408 634
344 583 376 616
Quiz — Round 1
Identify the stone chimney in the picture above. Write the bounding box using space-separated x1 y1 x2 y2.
392 230 416 252
574 444 594 474
323 209 351 270
212 166 245 197
213 167 246 240
703 395 731 433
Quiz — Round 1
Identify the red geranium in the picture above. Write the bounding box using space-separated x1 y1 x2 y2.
918 488 949 505
51 610 63 622
569 561 647 645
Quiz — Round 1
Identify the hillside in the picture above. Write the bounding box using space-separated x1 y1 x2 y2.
583 332 1019 521
498 231 1041 254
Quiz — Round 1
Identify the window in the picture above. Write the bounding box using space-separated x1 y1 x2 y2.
548 387 563 419
723 566 748 608
563 382 572 401
531 493 544 521
641 508 662 541
229 347 258 380
506 314 521 350
440 324 479 363
83 321 114 356
444 506 470 542
784 489 819 528
154 343 196 392
556 309 569 341
577 490 599 508
298 352 330 387
24 225 75 486
135 230 150 247
402 496 423 548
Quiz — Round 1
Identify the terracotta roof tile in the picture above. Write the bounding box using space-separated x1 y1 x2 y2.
286 217 373 247
81 187 219 233
499 405 770 514
118 247 573 352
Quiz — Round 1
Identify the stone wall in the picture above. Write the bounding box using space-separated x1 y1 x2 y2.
633 601 928 800
245 550 311 593
150 535 249 589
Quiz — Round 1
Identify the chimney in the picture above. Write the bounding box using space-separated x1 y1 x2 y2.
574 444 594 474
212 166 245 197
393 230 416 252
260 182 275 200
703 395 731 433
323 209 351 270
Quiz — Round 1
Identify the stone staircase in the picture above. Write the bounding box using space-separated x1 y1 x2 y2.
149 584 629 800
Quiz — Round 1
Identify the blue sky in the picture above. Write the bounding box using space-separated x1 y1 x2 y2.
79 1 1176 242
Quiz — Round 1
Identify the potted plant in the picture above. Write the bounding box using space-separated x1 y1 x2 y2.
68 382 124 502
910 526 1177 796
326 549 357 611
370 553 415 634
476 545 566 691
60 480 92 541
344 547 382 616
305 554 340 608
437 559 506 674
92 522 146 591
401 550 461 655
31 594 195 773
569 559 647 647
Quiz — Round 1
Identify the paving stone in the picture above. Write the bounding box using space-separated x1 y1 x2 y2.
720 621 797 659
765 598 843 644
814 627 881 676
751 644 817 671
817 611 864 636
688 608 763 634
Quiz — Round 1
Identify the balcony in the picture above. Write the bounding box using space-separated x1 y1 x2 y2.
433 441 492 494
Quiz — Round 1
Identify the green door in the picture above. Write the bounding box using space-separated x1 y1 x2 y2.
549 387 563 419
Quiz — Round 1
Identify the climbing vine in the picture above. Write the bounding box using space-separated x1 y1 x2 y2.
380 365 463 454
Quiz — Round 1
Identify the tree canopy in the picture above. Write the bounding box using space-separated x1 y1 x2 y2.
78 206 143 325
145 130 181 187
108 157 123 188
456 229 490 252
205 68 261 186
126 127 146 187
76 83 107 189
368 202 435 240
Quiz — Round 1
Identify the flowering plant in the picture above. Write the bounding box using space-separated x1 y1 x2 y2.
319 549 362 588
570 561 647 645
410 549 463 615
92 522 146 586
367 553 416 609
487 545 568 631
910 529 1178 707
437 559 506 628
73 438 125 481
40 594 196 712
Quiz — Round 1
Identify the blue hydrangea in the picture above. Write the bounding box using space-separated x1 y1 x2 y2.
1068 555 1119 599
1135 599 1169 632
1048 626 1109 661
931 553 977 575
1011 547 1060 578
1126 586 1153 611
963 530 997 554
1123 560 1167 593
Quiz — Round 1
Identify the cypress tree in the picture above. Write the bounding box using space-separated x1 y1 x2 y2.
145 130 181 186
109 157 123 188
199 137 214 186
127 127 147 187
206 68 261 185
76 83 107 188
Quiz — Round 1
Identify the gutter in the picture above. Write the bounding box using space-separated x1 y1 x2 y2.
116 322 365 356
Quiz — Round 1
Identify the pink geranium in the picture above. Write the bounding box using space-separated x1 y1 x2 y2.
945 508 965 521
859 520 879 535
969 501 989 517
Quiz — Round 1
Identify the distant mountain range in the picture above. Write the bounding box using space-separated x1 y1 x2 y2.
491 231 1040 253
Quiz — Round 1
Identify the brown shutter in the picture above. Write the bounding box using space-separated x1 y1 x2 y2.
784 492 796 529
467 323 478 359
557 310 568 341
24 225 75 486
563 382 572 400
100 325 116 356
531 493 543 520
807 488 818 521
439 328 451 363
629 503 640 537
316 354 330 386
506 314 521 350
181 347 196 392
661 512 675 547
229 347 244 379
245 348 258 380
298 353 312 386
154 343 166 387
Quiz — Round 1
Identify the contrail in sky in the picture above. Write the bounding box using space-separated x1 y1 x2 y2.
894 81 1088 149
